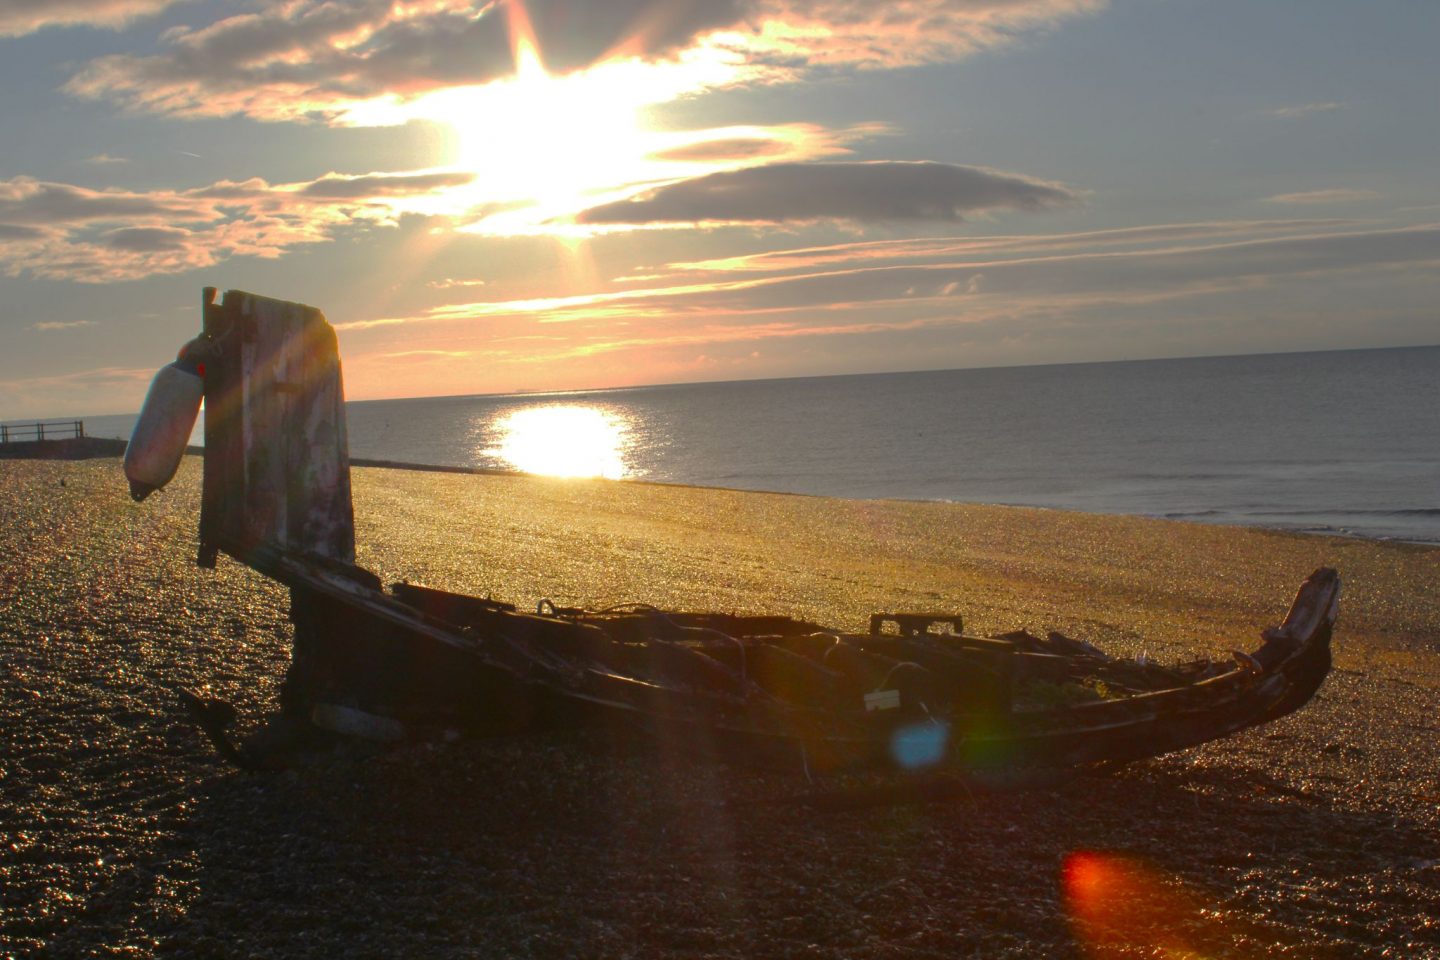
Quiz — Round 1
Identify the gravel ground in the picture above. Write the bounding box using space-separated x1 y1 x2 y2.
3 457 1438 959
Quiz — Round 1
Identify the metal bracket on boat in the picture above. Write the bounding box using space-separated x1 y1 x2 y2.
864 689 901 712
869 613 964 638
1232 650 1264 675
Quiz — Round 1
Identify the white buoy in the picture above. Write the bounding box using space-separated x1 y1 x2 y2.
124 353 203 502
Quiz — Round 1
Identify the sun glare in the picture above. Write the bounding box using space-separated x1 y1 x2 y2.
337 1 786 234
442 69 644 209
485 405 631 479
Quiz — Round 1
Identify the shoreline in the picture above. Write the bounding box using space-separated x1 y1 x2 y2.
3 457 1439 957
355 455 1440 550
8 442 1436 547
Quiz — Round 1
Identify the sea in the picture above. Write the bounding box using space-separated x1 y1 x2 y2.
78 345 1440 544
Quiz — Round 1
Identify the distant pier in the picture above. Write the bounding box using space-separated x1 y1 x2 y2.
0 421 129 460
0 420 86 444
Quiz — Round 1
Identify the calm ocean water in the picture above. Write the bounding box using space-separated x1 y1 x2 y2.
81 346 1440 544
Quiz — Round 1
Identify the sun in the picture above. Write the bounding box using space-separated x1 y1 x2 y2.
443 63 650 213
397 4 680 229
332 1 795 233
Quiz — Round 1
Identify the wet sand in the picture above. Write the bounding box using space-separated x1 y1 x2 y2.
3 456 1438 958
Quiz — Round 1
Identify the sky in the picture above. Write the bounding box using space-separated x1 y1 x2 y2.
1 0 1437 419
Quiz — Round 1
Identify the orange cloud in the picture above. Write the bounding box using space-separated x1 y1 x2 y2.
735 0 1109 73
648 137 795 163
64 0 1107 122
0 0 192 37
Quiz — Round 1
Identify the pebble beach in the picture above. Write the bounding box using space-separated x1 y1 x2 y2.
3 456 1438 958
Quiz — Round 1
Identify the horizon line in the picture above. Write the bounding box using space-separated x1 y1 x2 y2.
25 339 1440 423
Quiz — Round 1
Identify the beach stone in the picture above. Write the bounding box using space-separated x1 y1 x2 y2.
2 457 1439 958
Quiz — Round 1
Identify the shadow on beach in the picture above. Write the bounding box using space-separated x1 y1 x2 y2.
36 724 1440 959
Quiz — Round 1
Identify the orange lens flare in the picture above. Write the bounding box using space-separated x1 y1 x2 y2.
1062 851 1232 959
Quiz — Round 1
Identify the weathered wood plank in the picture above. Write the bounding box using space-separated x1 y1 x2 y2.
198 289 354 566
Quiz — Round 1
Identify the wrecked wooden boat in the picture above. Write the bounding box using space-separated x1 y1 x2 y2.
150 288 1340 777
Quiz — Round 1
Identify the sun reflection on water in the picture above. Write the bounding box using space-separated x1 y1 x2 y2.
485 405 632 479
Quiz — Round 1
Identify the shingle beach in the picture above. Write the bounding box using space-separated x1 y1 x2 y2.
4 457 1438 958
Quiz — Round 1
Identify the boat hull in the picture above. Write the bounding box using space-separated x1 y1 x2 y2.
269 558 1338 777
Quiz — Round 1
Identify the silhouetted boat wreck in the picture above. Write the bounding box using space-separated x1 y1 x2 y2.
142 289 1340 779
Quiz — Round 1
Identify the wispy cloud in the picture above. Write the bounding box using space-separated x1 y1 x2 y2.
649 137 797 163
0 364 154 419
300 172 476 199
331 219 1440 398
31 319 98 331
427 278 487 290
0 0 192 37
651 220 1369 275
576 162 1081 226
1263 188 1381 205
1264 101 1346 118
83 153 128 165
375 349 475 360
344 223 1440 336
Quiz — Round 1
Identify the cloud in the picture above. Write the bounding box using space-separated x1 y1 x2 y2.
354 222 1440 332
0 223 51 240
0 117 896 281
576 161 1080 225
64 0 1107 122
84 153 129 165
329 219 1440 398
374 349 475 361
31 320 98 331
64 0 738 121
0 178 204 225
1263 188 1381 205
1264 101 1346 118
649 137 795 163
102 225 190 251
427 278 487 289
0 364 154 419
740 0 1108 72
300 171 477 199
0 0 191 37
0 169 476 282
650 219 1367 275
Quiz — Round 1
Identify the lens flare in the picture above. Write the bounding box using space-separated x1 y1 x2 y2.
485 404 630 479
1063 851 1246 959
889 721 949 769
